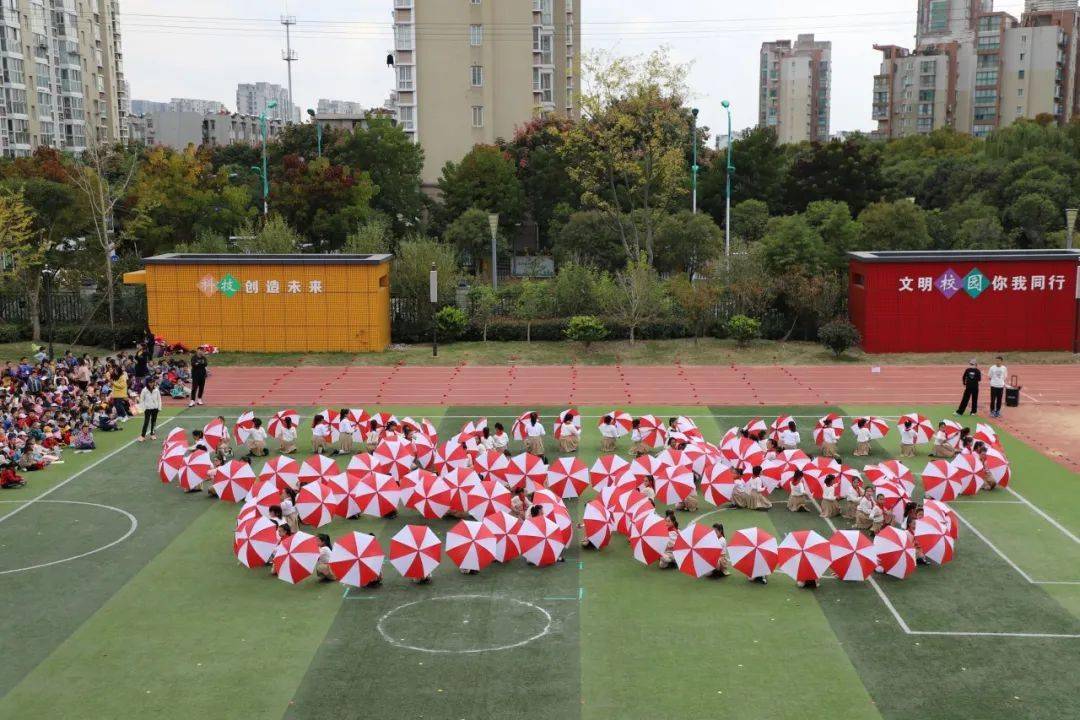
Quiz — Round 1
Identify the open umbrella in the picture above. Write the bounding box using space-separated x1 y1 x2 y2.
158 442 186 484
674 416 704 442
610 490 654 537
897 413 934 445
758 458 787 494
589 454 630 491
399 468 432 509
346 408 371 436
163 427 188 447
701 463 736 507
721 436 765 469
913 517 954 564
923 499 959 540
630 512 671 566
408 473 454 519
268 409 300 439
511 411 539 441
464 479 513 520
506 453 548 493
233 411 256 443
629 454 663 480
245 479 281 512
316 409 342 443
683 442 720 476
259 455 300 492
457 418 486 450
728 527 778 579
298 454 342 487
920 459 957 502
852 416 890 440
813 413 844 446
653 464 695 505
178 450 213 491
866 460 915 496
949 452 984 496
940 419 963 449
369 412 398 434
673 523 726 578
234 515 279 569
213 460 257 503
582 499 612 550
473 450 511 484
599 410 633 437
973 423 1000 449
636 415 668 449
296 481 337 528
482 511 522 563
202 418 228 451
655 448 691 472
441 466 481 513
553 408 581 439
518 514 566 567
776 530 831 583
352 472 401 518
236 501 261 528
389 525 441 579
769 415 795 441
828 530 877 581
433 441 470 474
329 473 360 518
346 452 377 479
743 417 768 438
546 456 589 499
329 531 384 588
982 447 1011 488
874 526 917 579
373 439 415 480
273 531 320 584
411 433 436 470
445 520 497 572
802 457 841 498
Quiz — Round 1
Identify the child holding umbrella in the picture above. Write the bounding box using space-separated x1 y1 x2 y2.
523 412 546 456
852 419 871 457
629 419 648 458
556 412 580 454
747 465 772 511
786 469 813 512
598 415 619 453
899 420 917 458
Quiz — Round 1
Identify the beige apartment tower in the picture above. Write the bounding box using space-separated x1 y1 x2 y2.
759 34 832 144
391 0 581 186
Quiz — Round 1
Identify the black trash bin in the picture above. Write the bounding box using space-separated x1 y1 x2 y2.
1005 374 1021 407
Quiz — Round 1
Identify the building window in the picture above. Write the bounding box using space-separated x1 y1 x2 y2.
394 0 413 8
975 70 998 86
977 16 1001 32
1018 69 1025 79
398 105 414 131
1016 105 1023 116
1018 88 1024 97
974 88 997 104
928 1 948 31
469 24 482 46
394 24 412 51
396 65 413 91
470 65 483 87
470 0 480 4
471 105 484 127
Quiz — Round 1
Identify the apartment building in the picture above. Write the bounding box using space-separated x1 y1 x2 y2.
134 110 284 150
759 34 832 144
131 97 226 115
0 0 127 156
390 0 581 186
317 98 365 115
873 0 1080 138
236 81 299 124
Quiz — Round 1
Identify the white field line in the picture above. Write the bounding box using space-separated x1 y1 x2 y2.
951 508 1036 584
0 416 177 525
1005 487 1080 545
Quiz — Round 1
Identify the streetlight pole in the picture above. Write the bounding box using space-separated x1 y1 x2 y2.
722 100 734 261
42 265 55 359
306 108 322 158
258 99 278 219
429 262 438 357
1067 208 1078 249
691 108 699 214
487 213 500 289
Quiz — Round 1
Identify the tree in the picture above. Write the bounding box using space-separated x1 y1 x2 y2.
727 314 761 346
803 200 859 268
511 279 554 342
444 208 503 268
392 238 459 319
436 145 525 228
701 127 786 216
0 190 40 336
654 210 722 278
1007 193 1060 247
856 200 932 251
466 284 499 341
343 215 393 254
598 258 667 342
730 199 770 246
564 315 609 348
759 215 826 276
819 318 861 357
669 272 722 343
270 154 376 251
956 216 1009 249
239 216 302 253
551 210 626 272
552 262 603 317
500 116 578 243
783 138 885 215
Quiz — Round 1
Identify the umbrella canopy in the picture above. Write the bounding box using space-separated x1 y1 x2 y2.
897 413 934 445
582 499 612 550
973 423 1000 449
245 479 282 512
829 530 878 581
701 463 737 507
940 419 963 448
683 442 720 476
653 464 695 505
457 418 486 450
913 517 955 564
866 460 916 497
315 409 342 442
298 454 342 487
923 499 960 541
770 415 795 440
369 412 398 434
411 433 436 470
674 416 704 441
553 408 581 439
599 410 633 437
373 439 415 480
346 452 377 479
202 418 229 451
389 524 441 579
408 473 455 519
441 466 482 513
673 523 727 578
518 514 567 567
329 531 384 587
874 526 917 579
802 457 841 498
852 416 890 440
949 452 984 496
158 442 186 484
445 520 497 572
610 490 654 537
743 417 768 437
982 447 1011 488
630 512 671 566
399 468 432 509
776 530 831 583
837 464 864 499
234 516 279 569
163 427 188 447
813 413 845 446
511 411 539 441
728 527 779 579
329 473 361 518
273 531 320 584
233 411 256 443
464 479 513 520
236 501 261 528
721 436 765 469
655 448 691 472
296 481 337 528
473 450 511 483
259 455 300 492
920 459 957 502
178 450 213 491
629 454 663 480
212 460 257 503
635 415 668 448
506 453 548 493
546 456 589 499
346 408 372 435
589 454 631 491
758 458 787 495
267 409 300 439
433 441 470 474
482 511 522 563
352 472 401 518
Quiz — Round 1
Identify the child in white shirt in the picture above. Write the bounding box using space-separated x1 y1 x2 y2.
821 425 840 459
557 413 580 453
598 416 619 453
899 421 916 458
779 422 800 450
337 409 355 455
786 470 812 512
311 415 332 455
853 419 871 457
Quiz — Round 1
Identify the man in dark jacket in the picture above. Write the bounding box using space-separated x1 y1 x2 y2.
189 350 208 407
956 359 982 416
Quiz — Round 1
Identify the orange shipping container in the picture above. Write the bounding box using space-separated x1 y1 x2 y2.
123 253 392 352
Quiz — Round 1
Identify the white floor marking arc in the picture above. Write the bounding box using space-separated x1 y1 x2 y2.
375 594 553 654
0 500 138 574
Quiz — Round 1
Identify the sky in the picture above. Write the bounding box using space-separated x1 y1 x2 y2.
121 0 1030 139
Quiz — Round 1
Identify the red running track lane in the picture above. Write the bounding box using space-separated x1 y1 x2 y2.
182 363 1080 409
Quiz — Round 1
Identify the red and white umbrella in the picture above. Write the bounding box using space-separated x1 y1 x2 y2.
212 460 257 503
345 408 371 435
369 412 398 433
609 489 652 536
728 527 778 579
913 517 954 564
163 427 188 447
273 531 320 584
389 524 441 579
777 451 812 491
418 418 439 443
672 523 727 578
445 520 497 572
399 468 432 508
674 416 704 442
871 480 908 521
923 499 959 540
874 526 917 579
683 442 720 476
653 464 695 505
202 418 228 451
464 480 513 520
178 450 213 491
482 511 522 563
433 441 470 474
828 530 878 581
373 439 415 480
949 452 984 496
546 456 589 499
973 423 1000 449
408 473 454 519
582 499 611 550
838 464 864 499
473 450 510 484
245 479 281 512
296 481 337 528
866 460 915 497
329 531 384 587
518 514 566 567
776 530 831 583
940 419 963 448
257 455 300 492
770 415 795 440
635 415 668 448
530 487 564 512
398 416 423 438
813 413 845 446
268 409 300 439
346 452 377 479
982 447 1010 488
802 456 841 498
506 453 548 492
236 501 261 528
655 448 691 472
234 515 279 569
897 413 934 445
701 463 737 507
852 416 890 440
553 408 581 439
457 418 486 449
298 454 342 487
920 459 957 502
316 409 342 442
629 454 663 480
441 466 481 513
411 433 435 469
233 411 256 443
589 454 630 491
511 411 539 441
328 473 359 518
630 512 671 566
757 458 787 494
599 410 633 437
158 442 186 483
352 472 401 518
721 436 765 469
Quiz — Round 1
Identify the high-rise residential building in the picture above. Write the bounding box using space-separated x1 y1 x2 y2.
873 0 1080 138
390 0 581 186
758 34 832 144
131 98 227 116
0 0 127 156
236 82 299 124
317 98 365 115
131 99 171 116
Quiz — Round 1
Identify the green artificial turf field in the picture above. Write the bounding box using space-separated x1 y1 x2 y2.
1 405 1078 720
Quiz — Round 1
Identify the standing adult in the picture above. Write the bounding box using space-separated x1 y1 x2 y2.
956 358 982 417
189 349 208 407
138 378 162 441
988 356 1007 418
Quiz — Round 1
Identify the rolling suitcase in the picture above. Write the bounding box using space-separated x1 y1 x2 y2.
1005 374 1021 407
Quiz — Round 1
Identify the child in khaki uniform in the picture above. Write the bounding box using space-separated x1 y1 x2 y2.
899 420 917 458
852 419 871 457
786 470 813 513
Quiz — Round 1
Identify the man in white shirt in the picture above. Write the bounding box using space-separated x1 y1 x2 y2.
987 356 1007 418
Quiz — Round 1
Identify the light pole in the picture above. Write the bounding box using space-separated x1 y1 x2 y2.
487 213 500 289
257 99 278 219
721 99 734 261
1067 208 1078 249
41 265 56 359
429 262 438 357
306 108 322 158
691 107 699 214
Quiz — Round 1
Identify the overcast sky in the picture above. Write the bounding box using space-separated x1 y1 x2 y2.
122 0 1029 138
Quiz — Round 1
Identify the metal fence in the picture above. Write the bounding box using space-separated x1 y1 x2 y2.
0 288 147 326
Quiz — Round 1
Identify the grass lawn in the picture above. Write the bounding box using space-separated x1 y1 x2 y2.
4 339 1077 367
1 404 1078 720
